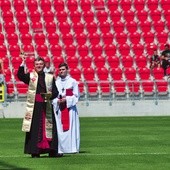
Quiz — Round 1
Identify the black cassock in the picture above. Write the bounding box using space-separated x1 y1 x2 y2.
17 66 59 156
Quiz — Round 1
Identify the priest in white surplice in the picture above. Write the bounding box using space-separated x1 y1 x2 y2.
52 63 80 154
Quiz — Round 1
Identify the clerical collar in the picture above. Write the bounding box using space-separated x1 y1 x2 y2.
60 75 70 81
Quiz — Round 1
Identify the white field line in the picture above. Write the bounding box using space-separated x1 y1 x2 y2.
0 152 169 158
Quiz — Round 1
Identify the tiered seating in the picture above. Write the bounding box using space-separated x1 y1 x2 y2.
0 0 170 100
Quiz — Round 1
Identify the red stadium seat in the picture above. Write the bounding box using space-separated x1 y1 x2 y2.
86 21 98 35
113 21 125 33
80 56 92 68
15 11 27 23
129 31 141 44
34 33 46 45
73 22 85 35
40 0 52 12
11 57 22 69
94 56 106 68
113 81 126 96
1 0 12 11
126 21 138 33
86 82 99 98
59 22 71 35
132 44 144 56
110 10 122 23
69 68 82 81
154 20 166 33
107 0 119 11
83 11 95 24
36 44 48 57
118 44 131 56
9 45 20 58
29 10 41 23
78 45 89 57
62 33 74 46
47 33 59 46
124 67 137 80
136 10 148 22
2 10 14 23
80 0 92 11
45 21 57 34
0 33 5 46
50 45 62 57
18 22 30 35
104 44 117 57
20 33 33 46
75 33 87 46
96 67 109 81
107 55 120 68
116 32 128 44
127 81 140 95
141 81 154 96
16 83 28 96
64 45 77 57
4 69 12 82
89 33 101 45
133 0 145 11
78 82 85 97
120 0 132 11
102 32 113 45
99 82 112 97
27 0 38 11
70 11 82 23
4 22 16 34
152 67 165 80
135 55 148 68
121 55 134 68
110 68 123 81
91 45 103 57
123 10 135 23
6 82 15 97
66 56 79 68
143 32 155 44
147 0 159 11
96 11 108 23
53 0 65 11
67 0 78 12
138 67 151 80
83 67 95 81
13 0 25 11
56 11 68 23
0 45 7 58
43 11 55 23
140 21 152 33
155 80 168 95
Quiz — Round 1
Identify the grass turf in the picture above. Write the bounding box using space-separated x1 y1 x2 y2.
0 116 170 170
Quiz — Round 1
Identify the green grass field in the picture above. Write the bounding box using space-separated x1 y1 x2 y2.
0 116 170 170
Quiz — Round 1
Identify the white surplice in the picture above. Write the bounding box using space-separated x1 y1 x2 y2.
52 75 80 154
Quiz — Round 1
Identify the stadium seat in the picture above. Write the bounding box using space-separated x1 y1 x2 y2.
104 44 117 57
86 82 99 99
80 0 92 11
64 45 77 57
65 56 79 68
132 44 144 56
69 11 82 23
96 11 108 23
110 10 122 23
116 32 128 44
29 10 41 23
113 21 125 33
80 56 92 68
67 0 78 12
133 0 145 11
2 10 14 23
69 68 82 81
113 81 126 97
161 0 170 11
121 55 134 68
154 20 166 33
53 56 64 68
36 44 48 57
99 21 111 35
62 33 74 46
1 57 9 69
99 82 112 98
107 0 119 11
40 0 52 12
34 33 46 45
110 68 123 81
53 0 65 12
150 9 162 22
0 33 5 46
107 55 120 68
91 45 103 57
120 0 132 11
11 57 22 69
83 11 95 24
73 22 85 35
93 0 105 10
4 69 12 82
7 33 19 46
20 33 33 46
13 0 25 11
143 32 155 44
101 32 113 45
47 33 59 46
31 22 43 33
118 44 131 56
4 22 16 34
43 11 55 23
78 45 89 57
135 55 148 68
126 21 138 33
123 9 135 23
75 33 87 46
147 0 159 11
141 81 154 96
152 67 165 80
16 11 28 24
78 82 85 98
96 67 109 81
0 45 7 58
86 21 98 35
45 21 57 34
16 83 28 96
59 22 71 35
94 56 106 68
124 67 137 81
138 67 151 80
6 83 15 97
9 45 20 58
27 0 38 12
18 22 30 35
50 45 62 57
136 10 148 22
1 0 12 11
56 11 68 23
83 67 95 81
127 81 141 96
129 31 141 45
155 80 168 95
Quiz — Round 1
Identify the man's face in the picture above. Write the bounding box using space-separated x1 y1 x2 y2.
34 60 45 73
59 66 68 78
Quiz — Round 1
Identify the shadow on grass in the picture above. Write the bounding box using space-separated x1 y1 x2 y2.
0 160 30 170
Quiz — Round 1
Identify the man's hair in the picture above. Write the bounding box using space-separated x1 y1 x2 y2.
58 62 69 70
34 57 45 63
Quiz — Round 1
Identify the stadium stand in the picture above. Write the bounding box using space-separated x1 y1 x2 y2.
0 0 170 103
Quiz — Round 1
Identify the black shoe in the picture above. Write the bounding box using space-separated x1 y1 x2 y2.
56 153 63 158
31 154 40 158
